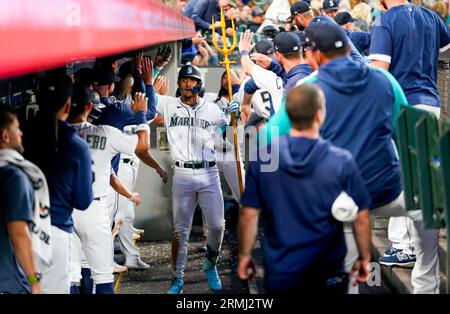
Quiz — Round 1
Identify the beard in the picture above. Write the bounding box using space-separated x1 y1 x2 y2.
14 144 24 155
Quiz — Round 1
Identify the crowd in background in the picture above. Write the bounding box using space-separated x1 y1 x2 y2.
173 0 450 66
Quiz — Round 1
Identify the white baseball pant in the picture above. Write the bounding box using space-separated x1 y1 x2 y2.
38 225 72 294
116 158 141 263
384 105 439 255
71 198 114 285
343 223 359 294
69 232 89 285
388 217 415 254
345 191 440 294
172 166 225 279
216 149 245 203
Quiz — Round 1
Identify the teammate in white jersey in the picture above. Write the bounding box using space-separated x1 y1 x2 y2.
238 31 284 122
157 63 240 294
68 86 150 294
203 70 245 203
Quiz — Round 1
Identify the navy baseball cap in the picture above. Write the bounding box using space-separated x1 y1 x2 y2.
274 32 302 54
304 23 349 52
74 68 94 87
252 7 264 17
334 11 355 25
92 66 121 86
288 1 312 20
71 85 91 109
37 71 73 110
254 39 275 55
323 0 339 11
296 31 307 47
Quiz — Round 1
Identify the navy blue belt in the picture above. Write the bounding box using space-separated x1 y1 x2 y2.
122 158 133 164
175 161 216 169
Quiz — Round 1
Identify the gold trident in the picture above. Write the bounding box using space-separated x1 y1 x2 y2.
211 7 244 196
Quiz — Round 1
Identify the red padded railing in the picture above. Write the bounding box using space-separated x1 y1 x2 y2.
0 0 195 78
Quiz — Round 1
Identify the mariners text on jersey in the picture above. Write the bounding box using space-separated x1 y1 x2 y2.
169 114 212 130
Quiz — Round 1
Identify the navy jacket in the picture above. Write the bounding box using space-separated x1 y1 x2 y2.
48 121 94 232
191 0 219 31
345 29 371 55
308 16 366 65
318 57 402 208
284 64 313 93
241 136 370 292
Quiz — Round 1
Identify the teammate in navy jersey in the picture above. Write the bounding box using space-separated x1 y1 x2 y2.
369 1 450 293
369 0 450 117
287 1 366 64
23 72 94 294
238 84 371 293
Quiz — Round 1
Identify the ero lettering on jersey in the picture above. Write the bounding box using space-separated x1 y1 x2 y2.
85 135 107 150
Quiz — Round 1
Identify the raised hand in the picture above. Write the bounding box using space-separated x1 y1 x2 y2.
140 57 153 85
131 92 148 112
155 45 172 68
250 52 273 69
238 29 254 53
154 75 170 96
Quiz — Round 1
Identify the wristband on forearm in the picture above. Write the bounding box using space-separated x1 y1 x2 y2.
239 50 249 57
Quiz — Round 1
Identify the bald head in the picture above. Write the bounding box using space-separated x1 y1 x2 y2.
286 84 326 131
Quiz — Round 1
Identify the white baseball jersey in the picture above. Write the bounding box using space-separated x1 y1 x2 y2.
202 93 233 123
156 95 228 162
236 76 274 120
71 122 139 198
250 65 284 116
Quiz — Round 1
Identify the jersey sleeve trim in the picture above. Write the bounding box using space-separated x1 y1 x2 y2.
440 43 450 53
368 54 391 64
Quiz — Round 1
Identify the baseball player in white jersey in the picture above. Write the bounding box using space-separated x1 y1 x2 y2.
236 38 281 124
239 77 271 121
110 73 168 270
68 86 150 294
203 70 245 203
157 63 240 294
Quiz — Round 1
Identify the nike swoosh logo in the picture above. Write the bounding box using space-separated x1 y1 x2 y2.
177 106 182 108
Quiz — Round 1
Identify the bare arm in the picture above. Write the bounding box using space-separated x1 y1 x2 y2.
109 174 141 205
135 149 168 184
239 30 256 76
7 221 42 294
241 92 254 122
351 209 371 283
370 60 390 71
237 206 259 280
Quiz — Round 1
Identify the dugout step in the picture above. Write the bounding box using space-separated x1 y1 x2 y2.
371 225 447 294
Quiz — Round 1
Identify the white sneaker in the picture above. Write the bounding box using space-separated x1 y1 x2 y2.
133 227 145 236
125 258 150 270
113 263 128 273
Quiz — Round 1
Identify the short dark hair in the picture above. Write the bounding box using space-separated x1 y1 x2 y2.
322 46 350 59
0 108 17 131
286 84 325 130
